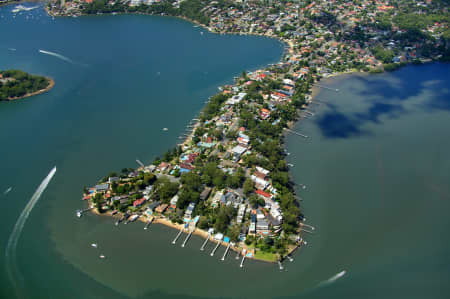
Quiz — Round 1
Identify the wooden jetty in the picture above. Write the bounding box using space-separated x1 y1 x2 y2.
284 128 308 138
200 234 210 251
316 84 339 92
221 243 231 261
240 252 246 268
172 228 183 244
278 260 284 270
144 217 153 230
181 231 192 248
76 207 94 218
136 159 145 168
210 241 221 256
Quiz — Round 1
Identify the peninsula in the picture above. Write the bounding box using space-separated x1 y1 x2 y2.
45 0 449 263
0 69 54 101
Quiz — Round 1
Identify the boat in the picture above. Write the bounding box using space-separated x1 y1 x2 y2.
76 210 82 218
12 5 38 13
162 127 168 131
200 32 204 35
99 254 105 259
128 214 139 222
3 187 12 195
91 243 98 248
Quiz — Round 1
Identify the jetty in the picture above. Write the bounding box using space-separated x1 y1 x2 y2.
136 159 145 168
200 234 210 251
221 242 231 261
278 260 284 270
284 128 308 138
172 228 183 244
210 241 221 256
76 207 94 218
300 228 314 234
181 231 192 248
240 250 246 268
300 222 315 230
316 84 339 92
144 217 153 230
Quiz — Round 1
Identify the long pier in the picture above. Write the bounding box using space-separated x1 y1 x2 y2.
240 254 246 268
76 207 94 218
210 241 221 256
172 229 183 244
200 234 210 251
300 228 314 234
144 217 153 230
181 231 192 247
284 128 308 138
221 243 231 261
301 222 315 230
304 110 314 116
136 159 145 168
316 84 339 92
278 260 284 270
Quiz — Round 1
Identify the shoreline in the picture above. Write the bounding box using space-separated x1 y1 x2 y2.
5 77 55 101
68 8 352 264
60 7 408 264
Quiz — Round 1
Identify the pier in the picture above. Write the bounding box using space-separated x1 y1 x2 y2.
316 84 339 92
240 253 246 268
144 217 153 230
136 159 145 168
172 228 183 244
181 231 192 247
284 128 308 138
304 110 314 116
300 222 315 230
278 260 284 270
210 241 221 256
221 243 231 261
200 234 210 251
300 228 314 234
76 207 94 218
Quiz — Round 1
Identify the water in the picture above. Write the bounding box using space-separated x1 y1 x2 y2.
285 63 450 299
1 3 450 299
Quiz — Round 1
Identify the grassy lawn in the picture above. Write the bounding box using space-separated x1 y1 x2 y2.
254 250 278 262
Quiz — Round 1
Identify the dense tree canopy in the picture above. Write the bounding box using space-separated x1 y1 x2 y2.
0 70 50 100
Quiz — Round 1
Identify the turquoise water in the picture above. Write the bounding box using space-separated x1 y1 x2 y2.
1 3 450 299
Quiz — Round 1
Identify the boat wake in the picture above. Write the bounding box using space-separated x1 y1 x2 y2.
38 49 76 64
318 270 346 287
5 167 56 299
3 187 12 195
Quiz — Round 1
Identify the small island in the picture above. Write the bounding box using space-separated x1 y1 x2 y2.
0 70 54 101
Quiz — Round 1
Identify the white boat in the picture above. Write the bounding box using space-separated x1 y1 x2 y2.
162 128 168 131
128 214 139 222
99 254 105 259
3 187 12 195
91 243 98 248
12 5 38 13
